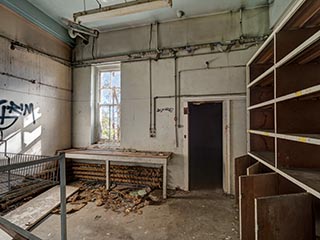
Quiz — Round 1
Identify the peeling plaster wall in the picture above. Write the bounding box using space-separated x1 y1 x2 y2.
120 50 253 194
72 7 270 193
74 7 270 61
0 5 72 155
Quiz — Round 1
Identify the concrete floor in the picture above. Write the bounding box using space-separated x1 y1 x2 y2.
32 189 239 240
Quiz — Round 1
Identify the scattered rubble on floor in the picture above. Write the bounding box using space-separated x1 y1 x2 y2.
52 181 164 216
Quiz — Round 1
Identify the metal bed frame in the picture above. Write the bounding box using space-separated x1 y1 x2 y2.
0 132 67 240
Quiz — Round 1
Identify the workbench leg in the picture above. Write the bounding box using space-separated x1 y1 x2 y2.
106 160 110 190
163 162 167 199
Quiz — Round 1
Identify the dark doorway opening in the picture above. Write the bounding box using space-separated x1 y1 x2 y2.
188 102 223 190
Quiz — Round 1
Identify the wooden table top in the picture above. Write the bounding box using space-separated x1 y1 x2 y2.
62 148 173 160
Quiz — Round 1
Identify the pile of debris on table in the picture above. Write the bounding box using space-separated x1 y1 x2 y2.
53 181 163 216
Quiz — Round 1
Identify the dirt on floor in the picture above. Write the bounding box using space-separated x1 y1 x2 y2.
32 189 239 240
52 181 164 216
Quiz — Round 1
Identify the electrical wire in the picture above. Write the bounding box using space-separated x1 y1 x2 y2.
174 56 178 147
149 59 153 136
92 37 96 59
149 23 153 50
73 36 266 67
83 0 87 11
0 71 72 92
95 0 102 8
0 34 71 67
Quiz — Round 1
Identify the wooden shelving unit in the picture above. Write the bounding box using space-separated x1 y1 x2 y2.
239 0 320 239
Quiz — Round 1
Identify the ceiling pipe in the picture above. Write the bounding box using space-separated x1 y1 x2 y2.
174 56 179 147
0 33 71 66
73 35 267 67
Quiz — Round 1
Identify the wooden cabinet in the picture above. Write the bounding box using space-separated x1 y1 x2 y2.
238 0 320 239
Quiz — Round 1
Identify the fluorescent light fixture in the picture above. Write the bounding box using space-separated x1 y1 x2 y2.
74 0 172 23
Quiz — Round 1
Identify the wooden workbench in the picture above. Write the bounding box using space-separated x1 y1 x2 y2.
63 149 173 199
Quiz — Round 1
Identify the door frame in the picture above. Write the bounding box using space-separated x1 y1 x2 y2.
183 95 245 194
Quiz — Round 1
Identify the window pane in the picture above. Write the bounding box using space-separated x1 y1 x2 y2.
100 105 120 141
100 106 110 139
101 89 113 104
99 68 121 143
111 71 120 88
101 72 111 88
113 89 121 104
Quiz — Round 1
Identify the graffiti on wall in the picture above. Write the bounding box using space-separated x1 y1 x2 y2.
0 100 36 131
157 107 174 113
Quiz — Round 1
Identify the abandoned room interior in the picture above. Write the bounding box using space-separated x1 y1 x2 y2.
0 0 319 239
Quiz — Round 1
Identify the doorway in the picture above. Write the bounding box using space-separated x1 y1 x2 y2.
188 102 223 190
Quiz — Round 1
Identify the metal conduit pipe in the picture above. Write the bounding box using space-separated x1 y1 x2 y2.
177 64 246 127
0 34 71 67
0 71 73 92
149 59 155 137
174 56 178 147
72 37 266 67
150 62 248 146
153 92 246 146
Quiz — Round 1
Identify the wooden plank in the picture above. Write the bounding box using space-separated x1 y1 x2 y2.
0 217 41 240
278 139 320 168
255 193 314 240
239 173 278 240
281 168 320 194
250 107 274 131
3 185 78 230
285 0 320 29
63 149 172 159
250 78 274 106
276 28 318 61
0 229 11 240
246 162 271 175
277 98 320 136
276 64 320 98
235 155 256 204
250 134 275 166
277 174 304 194
253 40 274 64
247 162 260 175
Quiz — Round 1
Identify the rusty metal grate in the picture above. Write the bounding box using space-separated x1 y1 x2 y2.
0 152 67 239
0 153 59 196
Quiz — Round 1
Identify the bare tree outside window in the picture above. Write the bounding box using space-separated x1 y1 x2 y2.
99 69 121 142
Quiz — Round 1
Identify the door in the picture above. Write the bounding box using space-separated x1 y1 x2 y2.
188 102 223 190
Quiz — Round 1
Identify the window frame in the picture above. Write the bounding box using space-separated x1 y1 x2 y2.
96 63 121 145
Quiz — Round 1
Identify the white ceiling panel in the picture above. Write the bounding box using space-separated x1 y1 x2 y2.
26 0 268 30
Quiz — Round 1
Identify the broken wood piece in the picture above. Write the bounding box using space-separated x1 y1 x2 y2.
3 185 79 230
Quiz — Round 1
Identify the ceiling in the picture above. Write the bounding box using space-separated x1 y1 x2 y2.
26 0 268 31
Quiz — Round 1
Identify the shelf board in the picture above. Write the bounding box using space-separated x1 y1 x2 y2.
248 152 320 199
276 30 320 68
249 151 275 166
249 85 320 110
276 84 320 103
281 168 320 199
283 0 320 30
247 35 274 66
273 0 306 33
248 99 275 110
276 133 320 146
248 66 274 88
248 130 275 138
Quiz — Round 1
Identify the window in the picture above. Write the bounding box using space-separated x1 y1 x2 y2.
98 65 121 143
